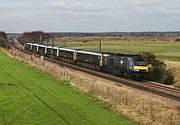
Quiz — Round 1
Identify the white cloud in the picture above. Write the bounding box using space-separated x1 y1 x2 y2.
127 0 163 6
1 0 180 15
0 0 180 32
0 1 105 13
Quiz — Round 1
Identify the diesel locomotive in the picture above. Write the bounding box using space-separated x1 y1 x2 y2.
25 43 149 80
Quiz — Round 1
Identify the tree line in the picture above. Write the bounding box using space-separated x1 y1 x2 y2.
0 31 7 47
18 31 50 45
49 31 180 37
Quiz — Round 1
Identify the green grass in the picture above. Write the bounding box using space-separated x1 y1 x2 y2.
0 49 135 125
53 41 180 61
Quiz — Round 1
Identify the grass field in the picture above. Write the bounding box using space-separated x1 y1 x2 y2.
53 41 180 61
0 49 135 125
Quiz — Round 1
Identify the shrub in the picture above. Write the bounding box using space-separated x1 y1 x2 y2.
0 31 7 48
139 52 174 84
175 38 180 42
163 71 175 85
0 39 7 48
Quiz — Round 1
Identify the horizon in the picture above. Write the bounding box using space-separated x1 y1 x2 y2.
6 31 180 34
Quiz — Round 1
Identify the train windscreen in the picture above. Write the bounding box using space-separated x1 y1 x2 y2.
135 61 146 66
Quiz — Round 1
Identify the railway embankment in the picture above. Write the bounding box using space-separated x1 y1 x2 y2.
4 48 180 125
0 48 135 125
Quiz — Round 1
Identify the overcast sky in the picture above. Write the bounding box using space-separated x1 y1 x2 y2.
0 0 180 33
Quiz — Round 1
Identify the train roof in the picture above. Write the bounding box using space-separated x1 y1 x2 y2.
103 52 139 57
30 44 47 48
26 43 33 45
53 46 59 49
46 46 59 49
76 50 102 56
37 44 47 48
103 54 109 57
46 46 53 49
31 43 40 46
59 48 75 52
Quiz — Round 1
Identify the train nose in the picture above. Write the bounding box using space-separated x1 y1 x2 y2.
133 66 149 72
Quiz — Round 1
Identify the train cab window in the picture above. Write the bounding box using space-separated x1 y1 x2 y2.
129 61 133 67
114 59 119 64
135 61 146 66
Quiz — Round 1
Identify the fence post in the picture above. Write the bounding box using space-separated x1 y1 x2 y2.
107 87 110 97
150 105 154 122
125 94 128 106
92 83 95 93
142 102 144 113
170 113 173 125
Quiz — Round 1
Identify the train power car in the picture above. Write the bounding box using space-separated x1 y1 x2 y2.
102 53 149 79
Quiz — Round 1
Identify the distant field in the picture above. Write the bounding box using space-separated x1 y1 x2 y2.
0 49 134 125
53 41 180 61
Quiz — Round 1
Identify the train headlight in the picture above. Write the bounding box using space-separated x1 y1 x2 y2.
134 69 139 71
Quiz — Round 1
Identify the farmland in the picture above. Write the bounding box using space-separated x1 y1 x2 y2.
52 41 180 61
0 49 135 125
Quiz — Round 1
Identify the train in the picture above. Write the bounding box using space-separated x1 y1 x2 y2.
25 43 149 80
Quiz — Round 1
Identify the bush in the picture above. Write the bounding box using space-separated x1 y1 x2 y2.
0 39 7 48
0 31 7 48
163 71 175 85
139 52 174 85
175 38 180 42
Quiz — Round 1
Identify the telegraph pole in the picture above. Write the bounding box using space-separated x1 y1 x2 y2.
40 34 42 44
51 36 54 59
99 39 102 52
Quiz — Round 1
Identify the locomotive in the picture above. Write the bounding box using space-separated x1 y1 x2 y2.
25 43 149 80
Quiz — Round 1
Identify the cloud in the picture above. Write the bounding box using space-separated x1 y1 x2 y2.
0 1 105 13
127 0 163 6
1 0 180 15
0 0 180 32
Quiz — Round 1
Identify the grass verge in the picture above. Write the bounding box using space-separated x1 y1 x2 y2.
0 48 135 125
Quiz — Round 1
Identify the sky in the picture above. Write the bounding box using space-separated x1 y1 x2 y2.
0 0 180 33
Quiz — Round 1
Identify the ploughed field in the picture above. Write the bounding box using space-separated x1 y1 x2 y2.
0 49 134 125
53 41 180 61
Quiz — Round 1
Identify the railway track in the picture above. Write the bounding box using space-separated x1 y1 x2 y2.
142 81 180 100
9 39 180 102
